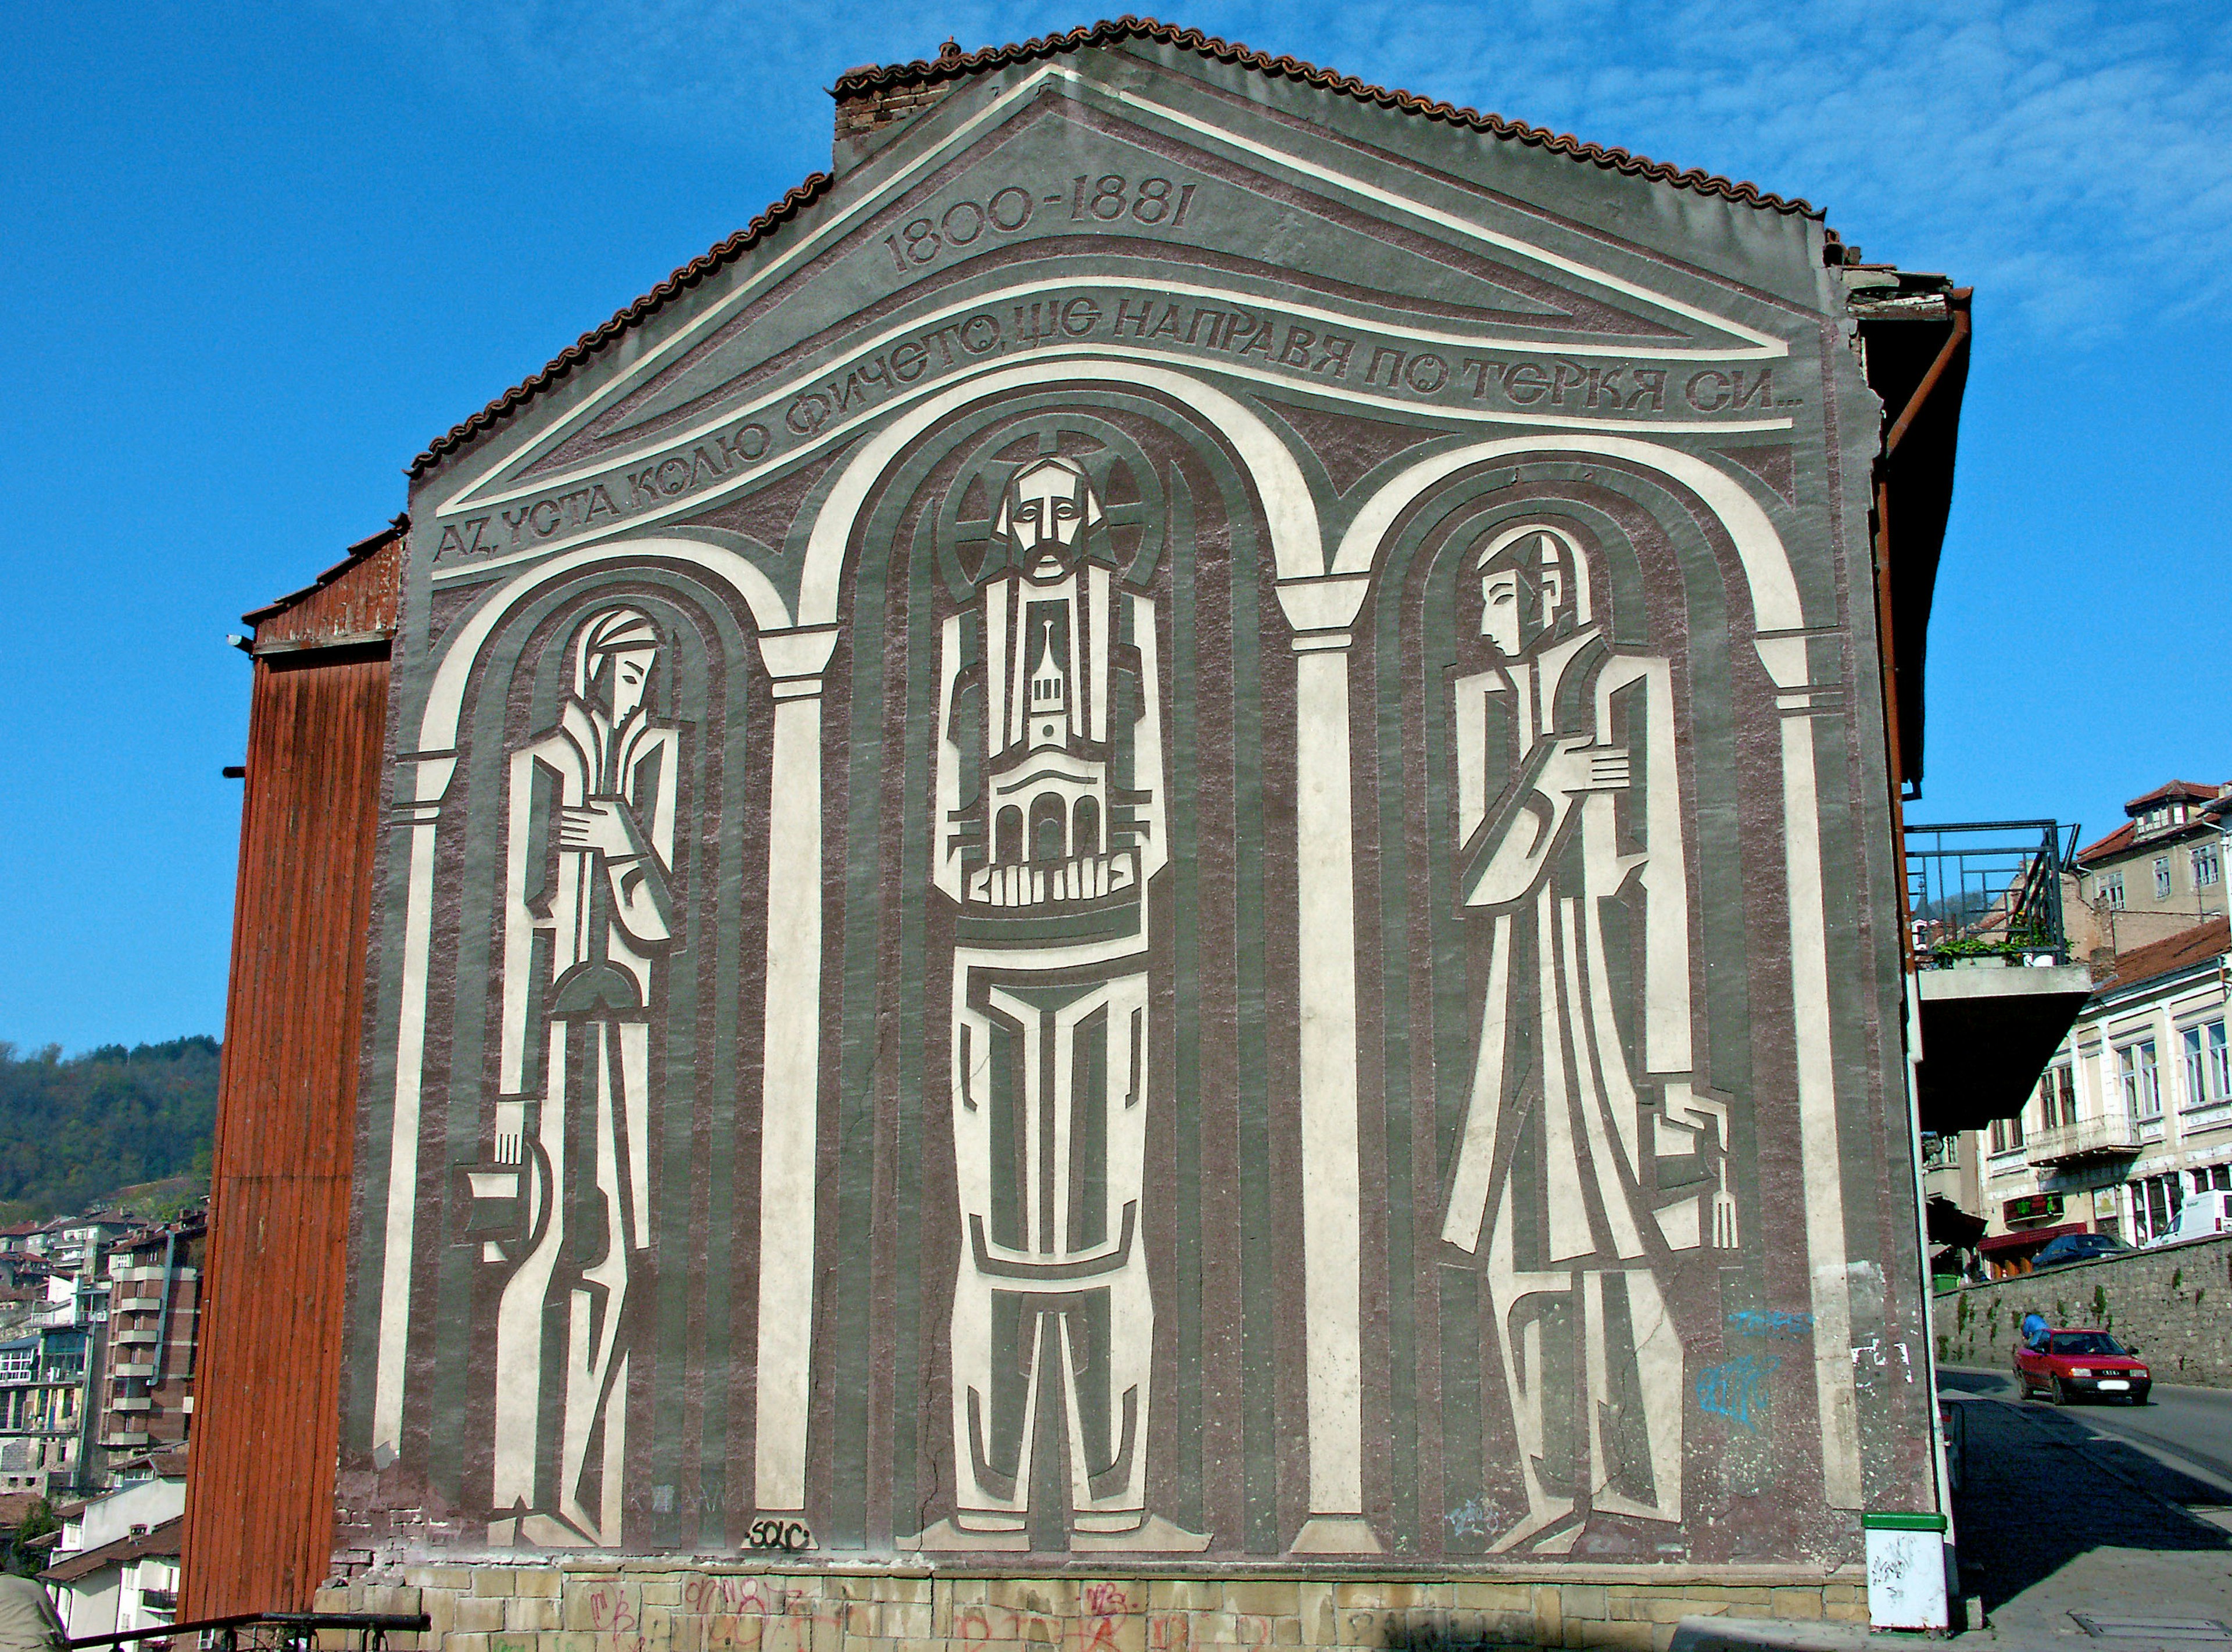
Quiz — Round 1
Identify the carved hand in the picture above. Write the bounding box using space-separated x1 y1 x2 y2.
1536 734 1630 801
559 798 646 861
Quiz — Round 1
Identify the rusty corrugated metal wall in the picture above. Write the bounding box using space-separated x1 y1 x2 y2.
180 531 400 1615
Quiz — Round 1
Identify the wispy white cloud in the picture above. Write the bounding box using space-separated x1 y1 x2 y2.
334 0 2232 339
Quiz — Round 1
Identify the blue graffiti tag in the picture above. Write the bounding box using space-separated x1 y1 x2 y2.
1445 1496 1496 1538
1726 1309 1814 1339
1697 1353 1783 1431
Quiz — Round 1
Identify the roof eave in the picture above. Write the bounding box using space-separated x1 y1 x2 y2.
411 16 1823 483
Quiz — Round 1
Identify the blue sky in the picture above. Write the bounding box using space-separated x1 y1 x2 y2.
2 0 2226 1051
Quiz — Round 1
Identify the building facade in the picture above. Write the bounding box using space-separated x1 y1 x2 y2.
0 1325 91 1497
1960 917 2231 1271
42 1472 188 1639
190 20 1978 1639
96 1216 205 1461
2069 782 2231 959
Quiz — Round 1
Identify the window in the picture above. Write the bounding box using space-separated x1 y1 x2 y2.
2155 857 2174 900
0 1349 29 1383
1990 1112 2026 1155
2047 1065 2079 1128
2184 1020 2229 1108
2099 870 2126 910
2119 1040 2162 1118
2197 843 2222 888
2138 1171 2184 1238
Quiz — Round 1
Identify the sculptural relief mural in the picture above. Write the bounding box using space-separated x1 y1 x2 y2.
342 33 1922 1570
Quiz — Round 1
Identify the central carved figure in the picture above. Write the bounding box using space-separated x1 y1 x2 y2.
921 451 1199 1551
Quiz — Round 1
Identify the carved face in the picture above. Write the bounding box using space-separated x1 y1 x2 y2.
998 458 1104 575
1480 569 1526 658
1478 530 1578 659
598 646 659 723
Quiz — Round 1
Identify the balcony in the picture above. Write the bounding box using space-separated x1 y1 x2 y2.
111 1328 160 1346
108 1396 151 1413
109 1362 156 1380
2027 1115 2143 1167
98 1429 150 1449
1907 820 2095 1134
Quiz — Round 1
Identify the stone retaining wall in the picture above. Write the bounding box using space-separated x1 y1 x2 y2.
314 1564 1870 1652
1932 1233 2232 1385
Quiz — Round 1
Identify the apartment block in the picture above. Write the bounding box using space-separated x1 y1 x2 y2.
98 1213 205 1459
1957 917 2231 1271
0 1324 91 1496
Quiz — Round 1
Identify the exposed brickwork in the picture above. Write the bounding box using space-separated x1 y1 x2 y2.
313 1564 1869 1652
834 81 954 140
1933 1233 2232 1386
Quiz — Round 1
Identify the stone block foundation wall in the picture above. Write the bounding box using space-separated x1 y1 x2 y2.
314 1564 1870 1652
1932 1233 2232 1386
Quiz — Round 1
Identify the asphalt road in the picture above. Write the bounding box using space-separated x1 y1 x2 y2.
1940 1363 2232 1499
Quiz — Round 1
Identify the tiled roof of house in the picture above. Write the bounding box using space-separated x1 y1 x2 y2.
40 1515 181 1585
2076 822 2135 863
2092 917 2230 998
2078 778 2232 862
2125 779 2225 811
410 16 1823 481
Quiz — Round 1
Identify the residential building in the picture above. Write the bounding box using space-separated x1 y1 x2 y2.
2069 780 2232 958
96 1214 203 1461
1961 916 2231 1272
0 1325 91 1495
38 1216 137 1282
41 1468 187 1638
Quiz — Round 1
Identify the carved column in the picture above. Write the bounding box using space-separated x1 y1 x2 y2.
1758 630 1862 1510
753 624 839 1514
1277 572 1381 1554
371 750 454 1461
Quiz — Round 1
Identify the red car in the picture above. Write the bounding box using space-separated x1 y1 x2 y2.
2014 1328 2152 1404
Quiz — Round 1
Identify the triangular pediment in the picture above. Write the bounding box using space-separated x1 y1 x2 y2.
424 48 1800 572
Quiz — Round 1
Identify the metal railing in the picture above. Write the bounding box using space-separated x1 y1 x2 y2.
1905 819 2079 967
66 1612 430 1652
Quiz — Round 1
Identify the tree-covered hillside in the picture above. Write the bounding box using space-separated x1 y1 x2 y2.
0 1037 220 1221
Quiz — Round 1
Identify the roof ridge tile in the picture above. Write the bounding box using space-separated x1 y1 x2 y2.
412 16 1819 481
833 17 1818 217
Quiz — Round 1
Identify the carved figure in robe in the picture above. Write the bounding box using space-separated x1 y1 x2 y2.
1439 525 1735 1554
468 604 679 1547
916 453 1202 1553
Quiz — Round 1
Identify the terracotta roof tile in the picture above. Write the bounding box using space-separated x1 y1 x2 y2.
410 17 1822 482
409 175 832 479
2076 821 2136 863
40 1515 181 1585
2094 916 2229 997
2124 779 2228 811
835 18 1820 217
